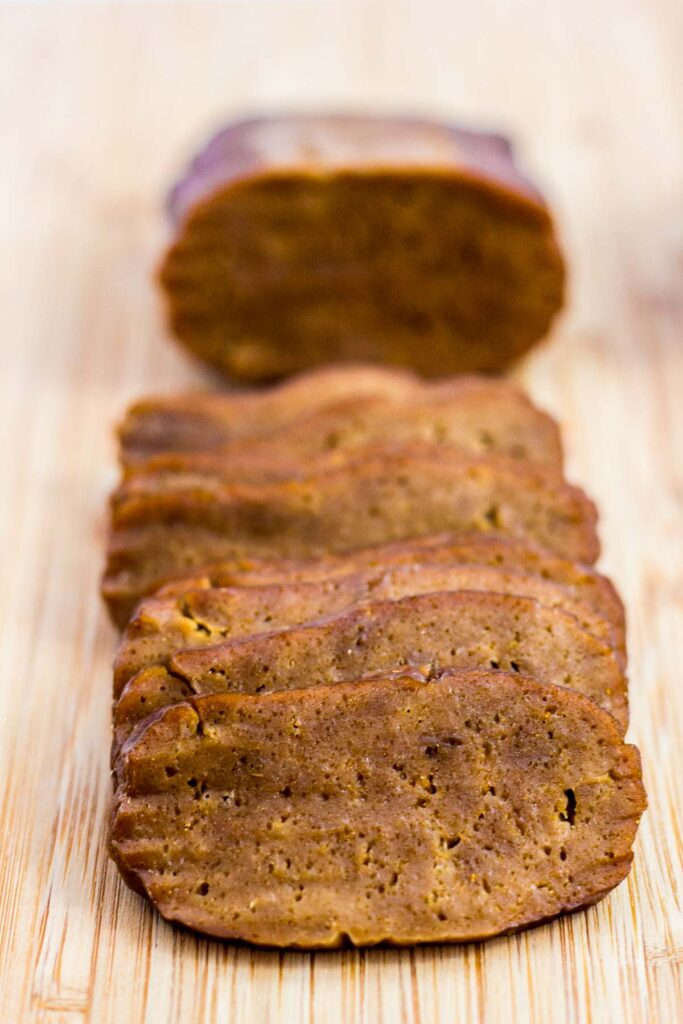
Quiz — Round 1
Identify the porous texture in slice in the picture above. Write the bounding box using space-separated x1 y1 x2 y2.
109 670 645 947
157 533 625 638
167 591 627 726
119 375 562 471
104 531 621 632
113 591 627 752
159 115 565 381
114 563 622 694
103 454 599 625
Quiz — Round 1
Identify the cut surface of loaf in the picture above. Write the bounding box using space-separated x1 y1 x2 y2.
119 374 562 471
103 453 599 624
113 590 627 752
109 670 645 946
159 115 565 380
114 563 623 693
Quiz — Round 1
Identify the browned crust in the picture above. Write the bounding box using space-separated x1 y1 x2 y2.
158 532 623 623
111 590 628 762
166 589 627 725
119 364 424 466
112 562 624 695
150 532 625 637
166 117 552 226
118 373 562 471
102 452 600 625
109 453 595 534
109 669 645 947
111 439 565 511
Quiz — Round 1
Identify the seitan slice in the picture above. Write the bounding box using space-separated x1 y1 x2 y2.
155 533 625 637
113 590 628 753
103 453 599 625
113 439 565 505
104 532 621 631
113 563 623 694
109 669 645 947
120 364 423 466
119 376 562 471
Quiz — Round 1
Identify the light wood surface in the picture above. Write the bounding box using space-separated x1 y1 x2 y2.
1 2 681 1021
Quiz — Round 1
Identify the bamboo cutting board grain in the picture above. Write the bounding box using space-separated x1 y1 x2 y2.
0 2 681 1021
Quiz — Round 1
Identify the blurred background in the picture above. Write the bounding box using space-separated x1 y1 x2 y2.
3 0 680 392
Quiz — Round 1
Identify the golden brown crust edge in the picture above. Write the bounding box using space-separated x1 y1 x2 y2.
109 670 645 947
112 563 625 696
102 453 600 626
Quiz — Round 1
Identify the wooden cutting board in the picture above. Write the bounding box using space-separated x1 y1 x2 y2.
1 2 681 1021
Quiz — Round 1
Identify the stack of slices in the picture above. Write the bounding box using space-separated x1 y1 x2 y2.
104 365 645 948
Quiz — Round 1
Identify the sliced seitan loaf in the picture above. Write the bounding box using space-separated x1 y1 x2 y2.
114 563 624 694
119 376 562 472
109 669 645 947
103 453 599 625
158 115 565 381
112 590 627 752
